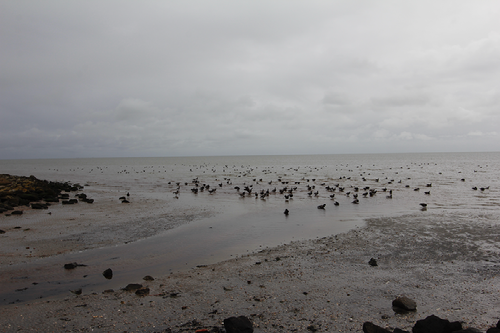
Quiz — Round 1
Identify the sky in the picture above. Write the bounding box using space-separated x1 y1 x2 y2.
1 1 500 159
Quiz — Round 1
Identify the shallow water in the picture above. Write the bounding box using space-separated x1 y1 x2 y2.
0 152 499 305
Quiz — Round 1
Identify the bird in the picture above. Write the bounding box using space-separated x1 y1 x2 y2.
284 209 289 215
420 203 427 208
317 204 326 209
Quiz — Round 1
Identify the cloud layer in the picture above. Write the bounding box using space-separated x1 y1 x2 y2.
1 1 499 159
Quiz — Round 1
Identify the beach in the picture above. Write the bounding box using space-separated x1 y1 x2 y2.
1 153 500 332
1 208 499 332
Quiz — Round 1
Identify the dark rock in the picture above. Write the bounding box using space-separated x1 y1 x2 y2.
487 328 500 333
135 287 150 296
393 329 410 333
123 283 143 291
102 268 113 279
64 262 86 269
64 262 78 269
0 229 5 234
363 322 391 333
392 296 416 312
84 198 94 204
31 203 48 209
369 258 378 266
413 315 462 333
70 288 82 295
143 275 154 281
455 329 482 333
224 316 253 333
11 210 23 215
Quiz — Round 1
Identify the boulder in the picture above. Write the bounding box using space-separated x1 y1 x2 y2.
362 322 391 333
102 268 113 279
31 203 48 209
123 283 143 292
392 296 416 312
413 315 462 333
135 287 150 296
224 316 253 333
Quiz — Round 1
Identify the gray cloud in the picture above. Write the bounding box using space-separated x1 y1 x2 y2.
1 0 500 159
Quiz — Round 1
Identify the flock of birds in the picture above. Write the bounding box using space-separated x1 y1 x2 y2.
54 161 490 214
132 162 492 217
163 174 434 215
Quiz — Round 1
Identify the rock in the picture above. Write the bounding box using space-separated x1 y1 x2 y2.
412 315 462 333
223 316 253 333
102 268 113 279
455 329 482 333
143 275 154 281
363 322 392 333
70 288 82 295
11 210 23 215
487 328 500 333
64 262 78 269
393 329 410 333
135 287 150 296
64 262 86 269
392 296 417 312
31 203 48 209
123 283 143 291
0 229 5 234
369 258 378 266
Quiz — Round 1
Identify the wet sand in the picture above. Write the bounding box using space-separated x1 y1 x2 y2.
1 208 500 332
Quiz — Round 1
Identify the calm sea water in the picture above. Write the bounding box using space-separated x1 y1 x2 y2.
1 152 499 304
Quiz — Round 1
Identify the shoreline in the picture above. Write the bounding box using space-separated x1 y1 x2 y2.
1 210 499 332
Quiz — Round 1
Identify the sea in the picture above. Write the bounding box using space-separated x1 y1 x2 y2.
1 152 499 305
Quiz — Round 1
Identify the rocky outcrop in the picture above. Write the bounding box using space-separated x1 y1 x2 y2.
362 315 500 333
0 174 87 214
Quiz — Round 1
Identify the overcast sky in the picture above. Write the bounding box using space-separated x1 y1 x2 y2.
1 1 499 159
